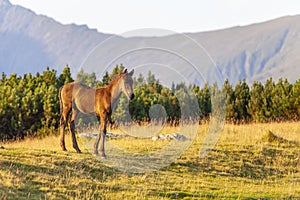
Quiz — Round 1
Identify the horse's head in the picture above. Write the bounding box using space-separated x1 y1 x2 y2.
120 69 135 100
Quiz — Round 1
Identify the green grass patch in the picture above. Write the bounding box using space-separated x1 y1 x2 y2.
0 122 300 199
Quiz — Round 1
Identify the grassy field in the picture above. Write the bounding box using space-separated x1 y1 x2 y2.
0 122 299 199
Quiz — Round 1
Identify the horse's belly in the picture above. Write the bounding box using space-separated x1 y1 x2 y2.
75 96 95 114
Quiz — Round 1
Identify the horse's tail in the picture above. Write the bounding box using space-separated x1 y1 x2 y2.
58 85 64 118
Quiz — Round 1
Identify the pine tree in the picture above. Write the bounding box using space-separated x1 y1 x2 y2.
291 78 300 120
233 79 250 122
248 81 264 122
262 78 275 121
222 79 235 122
147 71 156 85
76 68 98 87
195 83 211 120
271 78 291 121
58 65 73 88
101 71 110 86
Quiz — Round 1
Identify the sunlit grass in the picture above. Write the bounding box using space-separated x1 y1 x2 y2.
109 125 179 153
0 122 299 199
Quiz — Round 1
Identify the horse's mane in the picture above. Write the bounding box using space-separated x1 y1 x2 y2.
106 72 123 86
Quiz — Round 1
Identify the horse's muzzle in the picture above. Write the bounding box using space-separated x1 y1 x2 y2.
130 93 135 100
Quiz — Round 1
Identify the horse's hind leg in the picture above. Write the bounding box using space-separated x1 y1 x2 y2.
60 116 67 151
69 109 82 153
60 108 70 151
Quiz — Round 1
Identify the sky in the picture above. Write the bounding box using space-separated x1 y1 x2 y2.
9 0 300 35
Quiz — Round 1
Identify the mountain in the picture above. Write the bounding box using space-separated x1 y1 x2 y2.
0 0 299 85
0 0 112 75
192 15 300 84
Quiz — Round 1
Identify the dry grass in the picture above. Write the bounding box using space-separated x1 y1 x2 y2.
0 122 300 199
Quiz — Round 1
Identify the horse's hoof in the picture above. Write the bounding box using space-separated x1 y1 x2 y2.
94 152 106 159
76 149 82 154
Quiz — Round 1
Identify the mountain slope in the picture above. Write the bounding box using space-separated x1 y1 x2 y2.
192 15 300 83
0 0 111 75
0 0 299 85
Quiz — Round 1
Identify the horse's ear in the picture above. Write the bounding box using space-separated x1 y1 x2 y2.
128 69 134 76
123 69 128 74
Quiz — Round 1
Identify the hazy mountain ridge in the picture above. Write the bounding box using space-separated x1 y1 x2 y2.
0 0 112 75
1 0 300 84
192 15 300 83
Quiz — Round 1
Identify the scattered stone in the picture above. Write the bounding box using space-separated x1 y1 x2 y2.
0 146 4 149
106 133 135 139
79 133 98 138
151 136 159 141
152 133 187 141
79 132 187 141
79 132 137 139
159 134 166 140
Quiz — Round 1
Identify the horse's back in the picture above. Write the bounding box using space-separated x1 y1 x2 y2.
62 82 97 114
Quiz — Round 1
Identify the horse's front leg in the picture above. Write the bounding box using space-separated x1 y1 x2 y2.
94 113 108 158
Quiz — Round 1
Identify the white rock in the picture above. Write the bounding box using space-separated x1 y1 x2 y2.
152 136 159 141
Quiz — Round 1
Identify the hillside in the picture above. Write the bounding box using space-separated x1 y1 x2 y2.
192 15 300 84
0 0 111 75
1 0 300 84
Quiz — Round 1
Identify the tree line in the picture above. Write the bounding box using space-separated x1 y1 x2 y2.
0 65 299 141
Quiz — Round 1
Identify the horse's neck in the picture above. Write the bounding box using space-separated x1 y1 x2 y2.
107 77 123 108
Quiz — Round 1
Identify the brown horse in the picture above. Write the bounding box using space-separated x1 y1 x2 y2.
59 69 134 158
